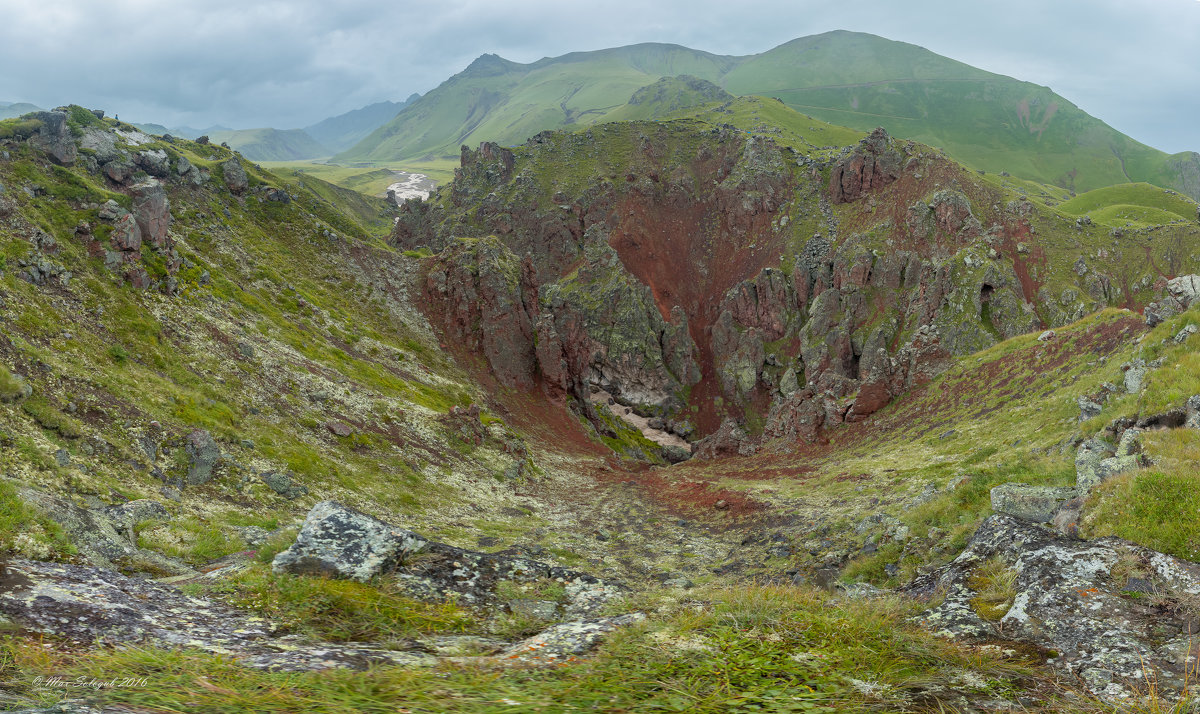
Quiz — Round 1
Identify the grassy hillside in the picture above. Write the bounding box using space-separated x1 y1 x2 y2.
337 30 1200 202
602 75 733 122
207 127 329 161
1056 182 1199 227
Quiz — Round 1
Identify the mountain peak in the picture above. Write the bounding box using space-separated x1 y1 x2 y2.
462 52 519 77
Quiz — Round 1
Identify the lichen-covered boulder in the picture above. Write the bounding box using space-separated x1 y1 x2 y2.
184 429 221 485
908 514 1200 700
989 484 1076 523
1074 438 1115 492
272 500 428 581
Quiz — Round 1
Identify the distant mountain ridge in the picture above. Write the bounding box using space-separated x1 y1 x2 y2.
205 128 330 162
0 102 44 120
304 94 420 154
120 97 422 162
336 30 1200 199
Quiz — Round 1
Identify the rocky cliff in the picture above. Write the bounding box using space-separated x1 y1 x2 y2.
394 107 1200 455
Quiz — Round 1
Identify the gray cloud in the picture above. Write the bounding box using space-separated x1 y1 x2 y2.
0 0 1195 151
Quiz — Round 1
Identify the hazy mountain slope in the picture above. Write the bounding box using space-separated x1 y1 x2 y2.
304 95 420 154
0 102 43 119
207 127 329 161
338 31 1199 200
335 44 738 163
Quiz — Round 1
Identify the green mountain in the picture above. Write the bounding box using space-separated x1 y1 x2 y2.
338 30 1200 199
304 95 420 154
336 44 736 163
206 127 329 161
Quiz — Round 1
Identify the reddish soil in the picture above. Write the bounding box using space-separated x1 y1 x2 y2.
607 162 790 433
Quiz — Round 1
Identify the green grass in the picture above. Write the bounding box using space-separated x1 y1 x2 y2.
0 364 27 401
0 480 75 559
212 566 476 643
1083 467 1200 561
1058 183 1198 223
20 396 83 439
1 582 1042 713
968 556 1019 621
137 518 248 566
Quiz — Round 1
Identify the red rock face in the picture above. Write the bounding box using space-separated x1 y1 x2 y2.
828 127 902 204
404 126 1091 454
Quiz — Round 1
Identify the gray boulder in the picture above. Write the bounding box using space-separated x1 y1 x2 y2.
136 149 170 177
1077 396 1103 421
1116 428 1143 457
222 158 249 194
499 614 646 664
272 500 428 581
260 471 307 499
111 213 142 251
130 179 170 247
989 484 1077 523
1123 359 1147 394
184 429 221 485
1166 274 1200 308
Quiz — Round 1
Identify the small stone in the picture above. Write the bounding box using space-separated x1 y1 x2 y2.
261 471 307 500
662 577 694 589
508 599 559 621
54 449 70 467
325 421 353 437
713 499 729 510
1038 330 1055 341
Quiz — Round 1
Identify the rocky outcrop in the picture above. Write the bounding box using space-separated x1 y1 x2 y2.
399 120 1181 455
0 558 433 672
908 514 1200 700
425 237 537 390
17 490 192 575
26 111 77 166
1144 274 1200 326
828 127 902 204
184 429 221 485
274 501 624 614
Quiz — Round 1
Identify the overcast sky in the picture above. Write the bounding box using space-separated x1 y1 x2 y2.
1 0 1197 152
